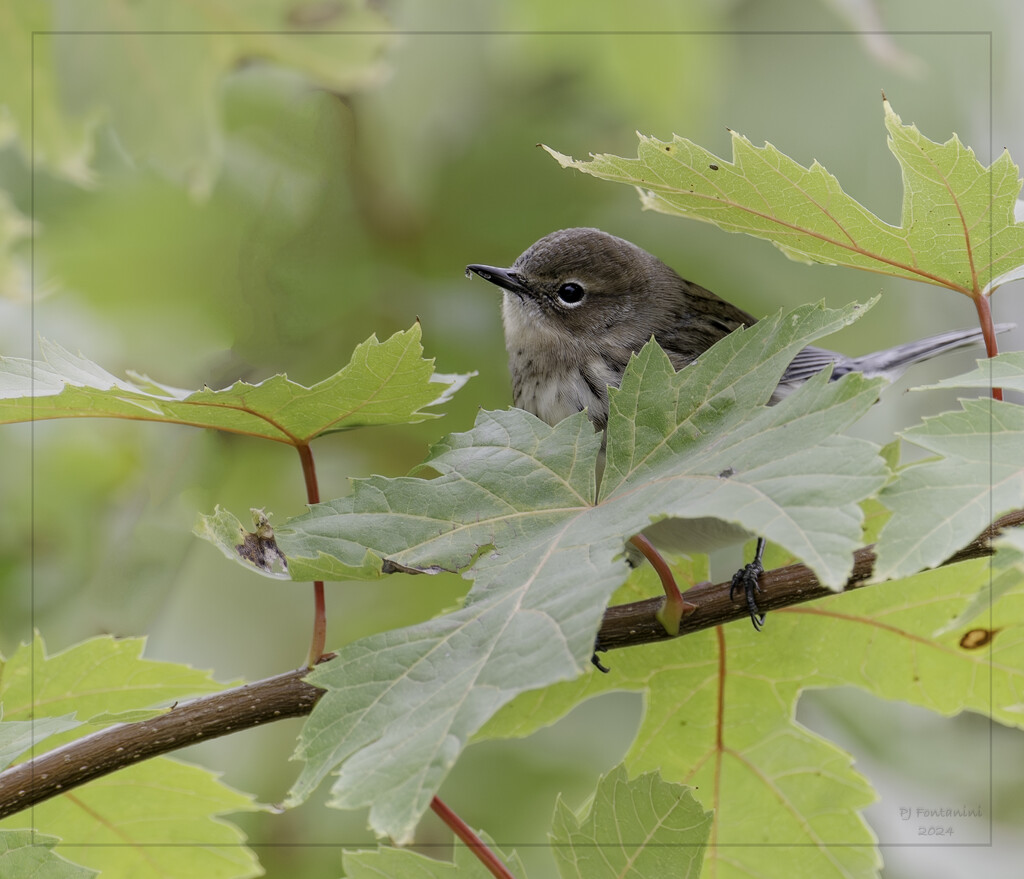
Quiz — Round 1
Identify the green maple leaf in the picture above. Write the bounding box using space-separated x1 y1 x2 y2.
0 715 81 771
270 300 885 584
0 830 97 879
869 349 1024 582
938 528 1024 636
7 759 263 879
0 635 260 879
0 324 469 444
873 396 1024 580
550 765 712 879
0 635 226 728
919 350 1024 393
275 302 889 842
482 552 1022 879
544 97 1024 296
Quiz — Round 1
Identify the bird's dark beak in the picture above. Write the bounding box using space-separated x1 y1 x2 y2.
465 264 530 296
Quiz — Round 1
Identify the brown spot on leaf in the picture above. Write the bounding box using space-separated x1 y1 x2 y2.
959 628 998 650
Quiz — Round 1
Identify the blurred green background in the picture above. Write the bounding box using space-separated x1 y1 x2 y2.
2 1 1022 877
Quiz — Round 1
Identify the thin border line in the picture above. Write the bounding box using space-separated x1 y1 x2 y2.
28 29 996 36
24 25 995 856
986 27 995 851
48 840 996 849
29 21 37 851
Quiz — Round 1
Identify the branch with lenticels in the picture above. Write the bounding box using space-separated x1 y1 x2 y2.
2 509 1021 821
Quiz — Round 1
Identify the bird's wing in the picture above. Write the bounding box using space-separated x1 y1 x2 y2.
658 280 759 370
779 345 849 384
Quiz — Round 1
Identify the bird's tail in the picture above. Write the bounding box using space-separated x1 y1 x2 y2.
847 323 1016 380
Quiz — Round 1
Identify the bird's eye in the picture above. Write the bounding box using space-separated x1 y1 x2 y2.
557 282 585 305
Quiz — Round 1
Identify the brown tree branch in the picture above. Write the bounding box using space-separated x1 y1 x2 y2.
2 510 1022 822
0 665 325 821
596 508 1024 651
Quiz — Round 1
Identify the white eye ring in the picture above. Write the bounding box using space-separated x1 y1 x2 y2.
557 281 586 306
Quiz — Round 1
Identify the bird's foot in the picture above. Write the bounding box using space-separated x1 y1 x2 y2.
729 538 767 630
591 638 610 674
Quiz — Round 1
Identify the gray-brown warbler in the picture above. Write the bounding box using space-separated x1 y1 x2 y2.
467 227 1009 629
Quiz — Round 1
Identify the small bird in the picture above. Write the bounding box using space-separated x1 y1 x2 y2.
467 227 1009 628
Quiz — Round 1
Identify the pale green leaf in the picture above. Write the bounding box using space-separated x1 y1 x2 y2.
915 351 1024 393
486 555 1020 878
599 305 887 587
0 829 96 879
3 758 262 879
280 303 888 842
0 637 259 878
874 399 1024 579
277 403 605 580
283 411 614 843
0 326 470 444
0 634 227 726
994 528 1024 573
935 528 1024 636
545 98 1024 295
343 836 526 879
550 765 711 879
0 715 80 771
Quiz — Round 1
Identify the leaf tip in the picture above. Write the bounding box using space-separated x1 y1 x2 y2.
882 94 902 128
542 144 576 168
